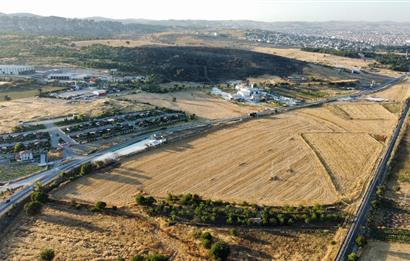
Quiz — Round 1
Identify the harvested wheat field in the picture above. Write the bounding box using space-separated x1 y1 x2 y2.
54 101 397 206
302 132 383 198
123 90 260 120
0 97 149 133
370 78 410 103
361 241 410 261
0 203 334 261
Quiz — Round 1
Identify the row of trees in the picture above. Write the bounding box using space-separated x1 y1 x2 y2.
135 193 345 228
24 181 49 215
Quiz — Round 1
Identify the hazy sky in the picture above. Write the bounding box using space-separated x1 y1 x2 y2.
2 0 410 22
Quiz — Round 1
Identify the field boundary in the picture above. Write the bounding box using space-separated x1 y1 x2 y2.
300 133 341 195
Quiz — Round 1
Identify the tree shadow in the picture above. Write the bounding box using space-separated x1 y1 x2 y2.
37 213 105 233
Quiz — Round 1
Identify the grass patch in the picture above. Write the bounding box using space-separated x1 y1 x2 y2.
0 163 44 182
0 86 65 101
383 103 401 114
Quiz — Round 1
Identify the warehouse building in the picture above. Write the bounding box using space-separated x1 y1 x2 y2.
0 65 35 75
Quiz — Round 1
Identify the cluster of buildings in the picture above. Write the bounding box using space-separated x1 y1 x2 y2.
244 29 410 50
211 82 299 106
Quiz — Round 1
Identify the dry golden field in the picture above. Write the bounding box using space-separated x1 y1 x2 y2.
53 101 397 207
361 241 410 261
370 78 410 103
0 204 334 261
0 97 149 133
302 132 383 198
251 47 403 78
123 90 261 120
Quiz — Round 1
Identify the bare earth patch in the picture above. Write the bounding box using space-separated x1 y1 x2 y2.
123 90 261 120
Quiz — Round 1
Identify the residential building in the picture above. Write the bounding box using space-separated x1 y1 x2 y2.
15 150 34 161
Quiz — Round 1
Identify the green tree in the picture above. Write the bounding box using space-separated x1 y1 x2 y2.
34 181 44 192
79 163 92 176
31 191 48 203
95 201 107 210
355 235 367 247
39 248 55 261
200 231 213 249
208 242 230 261
24 201 42 215
13 142 24 153
347 252 358 261
135 195 155 206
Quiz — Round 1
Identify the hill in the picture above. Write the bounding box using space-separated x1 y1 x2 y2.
0 15 168 38
82 45 306 82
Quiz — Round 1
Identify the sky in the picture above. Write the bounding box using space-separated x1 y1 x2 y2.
1 0 410 22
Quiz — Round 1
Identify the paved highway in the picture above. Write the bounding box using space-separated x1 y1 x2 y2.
0 75 405 219
0 121 210 216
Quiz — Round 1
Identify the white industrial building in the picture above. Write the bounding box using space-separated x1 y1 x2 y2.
0 65 35 75
47 73 90 81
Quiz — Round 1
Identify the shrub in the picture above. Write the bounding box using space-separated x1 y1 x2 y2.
200 231 212 241
39 248 55 261
202 238 212 249
193 229 202 239
347 252 358 261
31 191 48 203
131 255 144 261
208 242 230 261
229 228 238 236
179 193 193 205
117 256 125 261
136 195 155 206
24 201 42 215
95 201 107 210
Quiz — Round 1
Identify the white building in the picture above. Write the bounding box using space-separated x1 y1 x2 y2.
48 73 90 81
234 83 263 102
0 65 35 75
16 150 34 161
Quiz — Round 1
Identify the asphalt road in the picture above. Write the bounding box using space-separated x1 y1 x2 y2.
0 121 209 216
0 75 406 219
